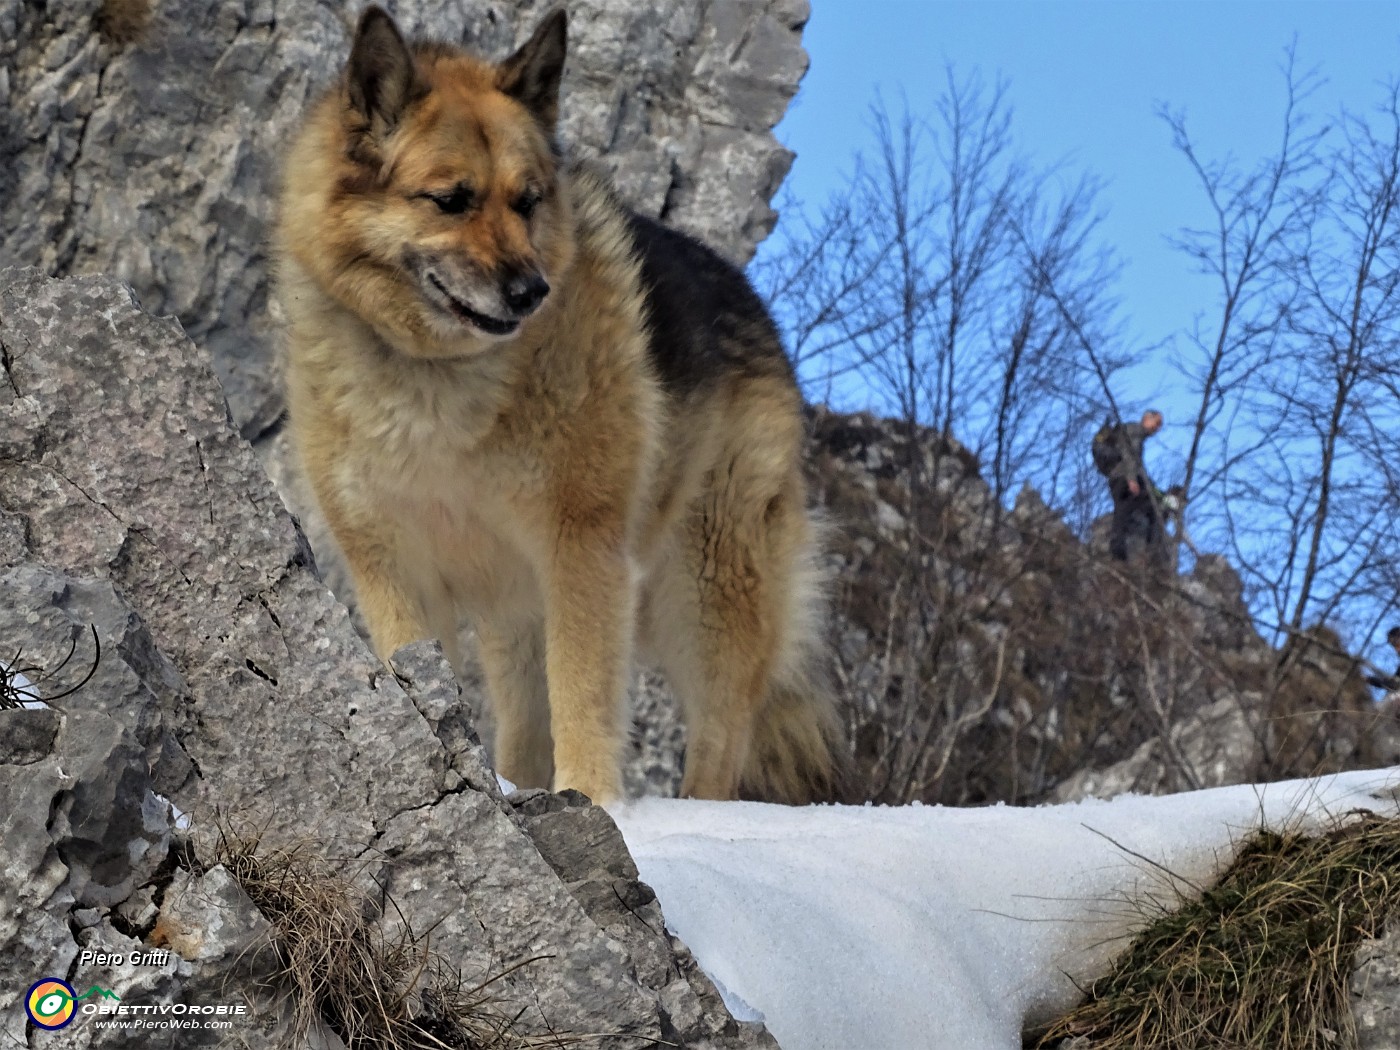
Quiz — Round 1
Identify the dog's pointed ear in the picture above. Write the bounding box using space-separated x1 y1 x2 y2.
497 8 567 131
347 7 419 129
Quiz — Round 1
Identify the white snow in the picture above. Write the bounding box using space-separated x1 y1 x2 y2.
609 768 1400 1050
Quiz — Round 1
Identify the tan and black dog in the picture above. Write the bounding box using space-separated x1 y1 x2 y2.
276 6 842 804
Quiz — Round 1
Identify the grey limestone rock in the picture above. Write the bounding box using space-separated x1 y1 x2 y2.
1353 922 1400 1050
625 670 686 799
1 266 442 854
0 694 180 1046
0 564 196 797
47 710 173 910
514 789 780 1049
0 718 81 1045
0 0 808 435
0 0 809 1036
1051 696 1263 804
0 266 774 1047
154 866 273 969
0 705 63 764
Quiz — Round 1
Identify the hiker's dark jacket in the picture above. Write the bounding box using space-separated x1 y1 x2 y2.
1108 422 1150 486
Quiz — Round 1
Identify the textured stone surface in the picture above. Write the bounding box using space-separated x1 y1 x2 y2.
0 690 189 1046
514 789 779 1049
0 267 772 1047
372 789 665 1042
0 1 810 1026
0 704 62 764
47 711 173 910
154 866 272 967
1051 696 1263 804
625 671 686 799
0 0 808 435
1 266 442 853
0 714 85 1045
48 866 291 1049
1353 922 1400 1050
0 564 196 796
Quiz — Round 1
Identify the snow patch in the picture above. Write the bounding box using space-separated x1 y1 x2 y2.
611 768 1400 1050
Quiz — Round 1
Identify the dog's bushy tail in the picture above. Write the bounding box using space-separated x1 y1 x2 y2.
740 663 849 805
739 519 850 805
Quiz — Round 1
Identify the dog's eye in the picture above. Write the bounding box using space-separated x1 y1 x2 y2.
513 192 541 220
430 187 475 215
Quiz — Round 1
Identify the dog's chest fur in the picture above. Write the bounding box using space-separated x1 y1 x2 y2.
342 338 555 562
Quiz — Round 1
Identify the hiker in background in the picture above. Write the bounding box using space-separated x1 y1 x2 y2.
1092 409 1165 563
1366 626 1400 693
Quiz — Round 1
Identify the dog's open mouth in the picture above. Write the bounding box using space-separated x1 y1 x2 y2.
427 274 519 337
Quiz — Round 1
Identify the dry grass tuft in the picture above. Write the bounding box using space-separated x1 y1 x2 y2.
214 832 570 1050
1031 813 1400 1050
0 661 26 710
95 0 153 46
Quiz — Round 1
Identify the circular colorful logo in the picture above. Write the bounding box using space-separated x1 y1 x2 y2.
26 978 77 1030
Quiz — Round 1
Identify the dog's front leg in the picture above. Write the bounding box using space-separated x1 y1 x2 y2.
332 518 459 669
543 537 635 803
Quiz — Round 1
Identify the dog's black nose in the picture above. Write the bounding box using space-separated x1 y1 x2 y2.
503 272 550 315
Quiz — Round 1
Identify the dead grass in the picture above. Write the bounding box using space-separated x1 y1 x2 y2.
0 662 24 709
1030 813 1400 1050
213 832 571 1050
95 0 153 46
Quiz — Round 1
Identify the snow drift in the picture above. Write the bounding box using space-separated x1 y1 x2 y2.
611 768 1400 1050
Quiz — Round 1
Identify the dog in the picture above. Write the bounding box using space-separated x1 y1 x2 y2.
275 6 843 804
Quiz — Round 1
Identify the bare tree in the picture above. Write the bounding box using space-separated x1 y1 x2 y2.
754 75 1133 804
1163 46 1327 550
1275 84 1400 641
1159 51 1400 674
756 77 1127 518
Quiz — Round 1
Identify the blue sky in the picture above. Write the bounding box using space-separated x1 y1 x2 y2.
762 0 1400 408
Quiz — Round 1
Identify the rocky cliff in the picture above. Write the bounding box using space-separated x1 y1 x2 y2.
0 0 808 436
1 0 808 1044
6 1 1400 1044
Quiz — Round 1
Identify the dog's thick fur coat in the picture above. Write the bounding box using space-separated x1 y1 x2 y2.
276 7 842 803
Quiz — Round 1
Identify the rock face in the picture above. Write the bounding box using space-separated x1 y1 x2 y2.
1049 696 1262 803
1353 923 1400 1050
0 0 808 437
0 268 776 1048
1 0 809 1032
